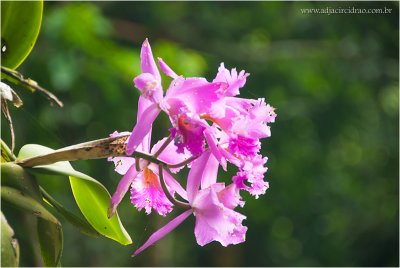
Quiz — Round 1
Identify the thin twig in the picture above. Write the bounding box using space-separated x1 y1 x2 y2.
1 99 15 152
1 66 63 107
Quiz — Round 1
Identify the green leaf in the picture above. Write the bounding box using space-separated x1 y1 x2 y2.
1 211 19 267
69 175 131 245
1 159 63 266
37 218 63 267
17 144 132 245
2 186 63 266
40 187 100 238
1 186 60 226
1 1 43 69
1 162 41 200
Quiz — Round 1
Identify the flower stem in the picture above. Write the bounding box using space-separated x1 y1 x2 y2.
1 66 63 107
1 99 16 152
158 164 191 210
167 155 200 169
152 135 173 159
132 151 165 166
135 157 141 172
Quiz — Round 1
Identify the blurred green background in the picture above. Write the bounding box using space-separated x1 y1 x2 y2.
1 1 398 266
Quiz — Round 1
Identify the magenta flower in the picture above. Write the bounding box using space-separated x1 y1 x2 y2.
130 165 172 216
164 76 225 155
233 155 269 198
126 39 227 156
202 96 276 197
108 134 188 217
125 38 162 155
108 38 276 257
213 63 249 97
169 114 206 155
126 38 275 161
132 151 247 256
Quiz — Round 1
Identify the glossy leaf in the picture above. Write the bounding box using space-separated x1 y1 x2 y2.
1 211 19 267
37 218 63 267
1 162 41 200
69 175 131 245
17 144 132 245
40 187 100 237
1 187 60 226
1 1 43 69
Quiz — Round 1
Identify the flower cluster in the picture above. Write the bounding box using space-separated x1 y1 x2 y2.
108 39 276 256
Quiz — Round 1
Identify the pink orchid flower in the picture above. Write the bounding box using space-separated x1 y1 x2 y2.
108 133 188 217
126 39 276 199
107 38 277 257
126 39 226 156
132 151 247 256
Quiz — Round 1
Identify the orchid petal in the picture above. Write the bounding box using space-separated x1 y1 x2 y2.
228 135 261 158
218 183 244 209
201 153 219 189
133 209 192 256
209 98 226 118
193 216 219 246
137 96 153 120
158 57 178 79
192 184 247 247
204 128 227 170
130 166 173 216
213 63 249 97
187 151 212 204
108 156 136 175
134 73 158 93
165 77 225 114
109 163 139 218
140 38 161 82
108 131 136 174
164 170 188 201
137 96 153 152
126 103 161 155
109 130 131 138
133 73 163 104
170 115 207 156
